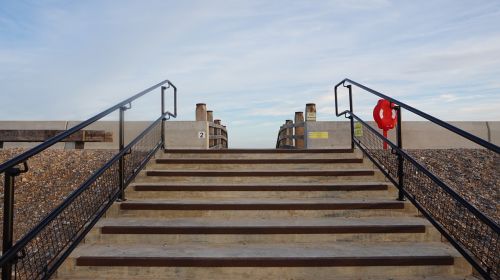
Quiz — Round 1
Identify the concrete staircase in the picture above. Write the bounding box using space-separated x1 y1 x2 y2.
56 149 473 279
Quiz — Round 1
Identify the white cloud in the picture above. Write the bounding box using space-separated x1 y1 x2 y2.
0 0 499 147
439 94 460 103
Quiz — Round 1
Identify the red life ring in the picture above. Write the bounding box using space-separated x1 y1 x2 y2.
373 99 397 150
373 99 397 130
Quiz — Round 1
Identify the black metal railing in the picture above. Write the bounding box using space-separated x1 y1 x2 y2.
334 78 499 280
0 79 177 280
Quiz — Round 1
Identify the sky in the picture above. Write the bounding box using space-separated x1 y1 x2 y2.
1 0 500 147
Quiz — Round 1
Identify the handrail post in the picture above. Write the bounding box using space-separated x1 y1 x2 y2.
2 170 16 280
395 106 405 201
347 85 354 150
161 86 166 149
1 162 26 280
118 105 127 201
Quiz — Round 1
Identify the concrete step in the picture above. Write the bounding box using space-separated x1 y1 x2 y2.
86 217 439 244
145 169 376 177
109 198 414 219
131 182 389 191
150 158 370 170
126 182 396 199
55 276 480 280
156 158 364 164
161 148 359 159
164 148 354 154
59 242 470 279
136 169 384 183
119 198 405 211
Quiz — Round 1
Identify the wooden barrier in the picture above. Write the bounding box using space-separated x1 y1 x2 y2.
0 130 113 149
276 103 317 149
210 120 228 149
294 112 305 148
276 119 305 149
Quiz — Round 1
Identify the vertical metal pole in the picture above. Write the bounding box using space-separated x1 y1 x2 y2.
396 106 405 201
347 85 355 150
118 107 126 201
2 172 15 280
161 86 166 149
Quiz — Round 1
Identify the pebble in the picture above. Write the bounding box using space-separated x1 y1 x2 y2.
406 149 498 223
0 148 115 245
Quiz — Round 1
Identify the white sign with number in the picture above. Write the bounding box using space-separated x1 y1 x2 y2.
306 112 316 121
198 131 206 138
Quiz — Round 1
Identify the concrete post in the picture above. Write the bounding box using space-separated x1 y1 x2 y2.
294 112 305 149
196 103 207 121
214 119 221 147
222 125 227 148
207 110 214 147
207 110 214 122
285 119 294 146
306 103 316 122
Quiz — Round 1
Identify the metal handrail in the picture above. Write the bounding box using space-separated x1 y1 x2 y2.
0 79 177 280
0 80 177 174
351 113 499 231
334 78 499 279
0 116 164 268
334 78 500 153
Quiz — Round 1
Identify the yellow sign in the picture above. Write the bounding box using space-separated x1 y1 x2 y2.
308 131 329 139
354 122 363 137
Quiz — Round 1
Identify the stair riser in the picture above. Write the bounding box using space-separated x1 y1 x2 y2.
120 201 405 210
109 208 417 219
149 162 371 170
58 262 467 279
126 189 396 200
135 174 385 184
160 153 360 160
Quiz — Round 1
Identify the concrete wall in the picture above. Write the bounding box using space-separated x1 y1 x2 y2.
2 120 498 150
305 122 351 149
0 121 209 150
165 121 209 149
305 121 499 149
488 122 500 145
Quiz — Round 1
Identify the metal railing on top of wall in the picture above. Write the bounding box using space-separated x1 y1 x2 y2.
276 104 318 149
334 78 499 280
276 120 303 149
209 121 228 149
0 80 177 280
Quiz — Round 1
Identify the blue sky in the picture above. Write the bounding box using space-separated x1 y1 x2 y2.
1 0 500 147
